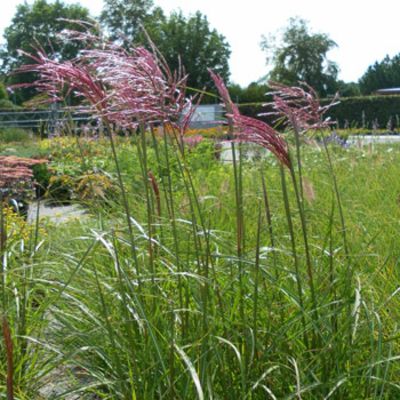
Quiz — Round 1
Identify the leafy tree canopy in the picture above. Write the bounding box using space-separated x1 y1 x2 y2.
228 82 270 104
0 82 8 101
151 11 231 91
1 0 92 104
100 0 161 46
359 54 400 95
101 2 231 91
3 0 230 101
336 80 360 98
261 17 338 97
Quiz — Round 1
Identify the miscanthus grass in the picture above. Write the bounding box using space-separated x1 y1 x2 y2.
1 26 400 399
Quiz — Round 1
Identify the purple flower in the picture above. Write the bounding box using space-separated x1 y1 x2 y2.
323 130 348 148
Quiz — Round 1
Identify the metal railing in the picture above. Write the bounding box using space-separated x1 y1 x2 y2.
0 104 225 131
0 107 92 130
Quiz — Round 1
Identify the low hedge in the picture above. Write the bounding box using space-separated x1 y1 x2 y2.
239 95 400 130
323 95 400 129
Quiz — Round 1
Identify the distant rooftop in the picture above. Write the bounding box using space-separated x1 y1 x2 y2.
375 88 400 95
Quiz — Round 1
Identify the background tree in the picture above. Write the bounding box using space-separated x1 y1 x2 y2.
101 3 231 92
359 54 400 94
152 11 231 91
336 80 360 97
228 82 270 103
1 0 92 104
0 82 16 109
261 17 338 97
100 0 163 47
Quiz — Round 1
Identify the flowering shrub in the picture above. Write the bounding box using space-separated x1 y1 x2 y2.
0 156 45 186
1 204 35 244
0 155 47 200
185 126 228 139
76 173 116 202
32 169 117 204
182 134 203 148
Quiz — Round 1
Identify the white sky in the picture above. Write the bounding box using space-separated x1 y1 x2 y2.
1 0 400 86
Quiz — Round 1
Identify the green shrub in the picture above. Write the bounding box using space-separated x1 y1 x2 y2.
46 174 75 203
0 99 18 109
0 127 32 143
239 95 400 130
323 95 400 128
75 172 116 202
32 162 52 195
0 82 8 100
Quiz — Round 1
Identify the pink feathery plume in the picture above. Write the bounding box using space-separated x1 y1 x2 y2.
234 115 291 167
14 30 191 130
14 48 108 115
88 47 165 127
175 94 203 137
264 81 339 132
58 28 103 49
80 42 190 129
209 70 290 168
208 68 239 117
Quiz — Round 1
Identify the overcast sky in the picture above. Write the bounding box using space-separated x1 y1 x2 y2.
1 0 400 86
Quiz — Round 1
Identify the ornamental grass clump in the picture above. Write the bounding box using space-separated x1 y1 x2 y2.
209 69 362 393
13 27 213 396
7 25 400 400
15 29 197 279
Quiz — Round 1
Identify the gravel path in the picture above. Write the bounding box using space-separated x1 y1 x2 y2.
27 201 87 224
